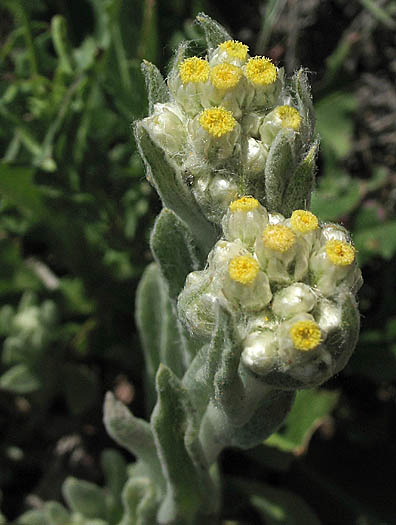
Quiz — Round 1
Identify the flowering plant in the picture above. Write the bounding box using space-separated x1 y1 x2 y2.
102 14 363 524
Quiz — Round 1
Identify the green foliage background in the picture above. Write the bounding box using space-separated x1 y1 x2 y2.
0 0 396 523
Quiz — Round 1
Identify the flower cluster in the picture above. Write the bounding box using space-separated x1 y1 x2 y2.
141 39 315 223
178 197 362 389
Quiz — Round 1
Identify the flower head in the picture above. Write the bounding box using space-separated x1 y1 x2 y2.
274 105 301 131
219 40 249 61
229 196 259 212
228 255 260 284
290 320 321 351
290 210 318 233
325 240 355 266
263 224 296 252
245 57 277 86
210 63 242 90
199 106 236 137
179 57 210 84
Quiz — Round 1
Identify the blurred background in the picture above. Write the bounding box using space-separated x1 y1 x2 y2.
0 0 396 523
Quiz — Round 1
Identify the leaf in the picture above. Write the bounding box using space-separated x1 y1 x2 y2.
62 477 107 519
266 388 339 454
250 483 321 525
136 263 193 399
141 60 169 115
265 129 295 212
195 12 231 51
43 502 70 524
0 164 44 217
101 449 128 502
151 364 218 523
134 123 217 258
0 364 41 394
103 392 164 488
282 138 319 216
315 92 357 159
120 477 158 525
150 208 200 299
310 171 361 221
354 221 396 265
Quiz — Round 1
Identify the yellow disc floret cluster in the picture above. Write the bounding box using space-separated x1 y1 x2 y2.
290 320 322 351
325 240 355 266
263 224 296 252
179 57 210 84
290 210 318 233
210 63 242 90
229 196 259 213
245 57 277 86
199 107 236 137
275 105 301 131
228 255 260 284
219 40 249 61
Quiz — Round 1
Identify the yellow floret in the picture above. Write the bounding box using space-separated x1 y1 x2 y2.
325 240 355 266
199 107 236 137
210 63 242 90
245 57 277 86
179 57 210 84
263 224 296 252
290 210 318 233
228 255 260 284
274 105 301 131
229 196 259 212
290 320 321 351
219 40 249 61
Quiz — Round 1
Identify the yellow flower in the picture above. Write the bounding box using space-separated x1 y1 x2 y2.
245 57 277 86
274 105 301 131
210 63 242 90
263 224 296 252
179 57 210 84
290 320 321 351
325 240 355 266
199 107 236 137
228 255 260 284
219 40 249 61
290 210 318 233
229 196 259 212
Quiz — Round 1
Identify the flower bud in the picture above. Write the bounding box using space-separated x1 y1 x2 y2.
272 283 316 318
222 197 269 248
142 103 186 155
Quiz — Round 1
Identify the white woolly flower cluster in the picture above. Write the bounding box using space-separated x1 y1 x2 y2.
141 39 312 223
178 197 362 389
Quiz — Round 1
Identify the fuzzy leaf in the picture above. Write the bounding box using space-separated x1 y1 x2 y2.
101 448 128 521
249 482 321 525
103 392 164 488
293 68 315 143
62 477 107 519
282 138 319 216
265 129 295 212
43 502 70 524
16 510 48 525
141 60 169 115
266 388 339 454
136 263 189 398
195 12 231 51
151 364 217 524
120 477 158 525
135 116 217 259
151 208 200 299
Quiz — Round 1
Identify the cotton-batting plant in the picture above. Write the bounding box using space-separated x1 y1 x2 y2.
99 14 362 525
